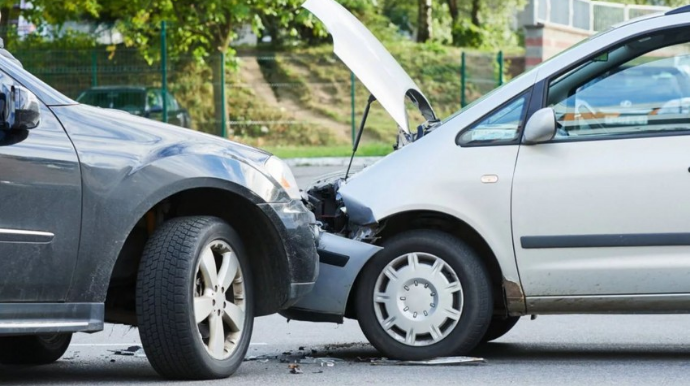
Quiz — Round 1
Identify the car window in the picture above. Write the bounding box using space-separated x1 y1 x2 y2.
77 90 146 113
458 93 529 145
165 92 179 111
547 35 690 140
147 90 162 109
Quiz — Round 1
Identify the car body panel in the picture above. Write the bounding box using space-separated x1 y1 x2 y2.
302 0 436 131
48 104 298 303
0 102 81 302
513 133 690 297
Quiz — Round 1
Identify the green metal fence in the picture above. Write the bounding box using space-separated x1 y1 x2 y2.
9 22 515 147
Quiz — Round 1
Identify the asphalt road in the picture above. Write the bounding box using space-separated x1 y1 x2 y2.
3 166 690 385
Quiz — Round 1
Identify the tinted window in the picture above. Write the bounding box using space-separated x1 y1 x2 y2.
78 90 146 113
146 90 163 109
165 92 179 110
548 38 690 140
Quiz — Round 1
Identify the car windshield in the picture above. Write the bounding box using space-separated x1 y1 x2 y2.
77 90 146 113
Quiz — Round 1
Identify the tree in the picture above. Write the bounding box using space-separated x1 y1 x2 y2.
417 0 432 42
0 0 101 43
97 0 306 135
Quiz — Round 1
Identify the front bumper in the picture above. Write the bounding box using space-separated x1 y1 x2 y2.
259 200 320 308
281 233 382 323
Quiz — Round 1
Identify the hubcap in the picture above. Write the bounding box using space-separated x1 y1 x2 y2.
373 253 463 346
193 240 245 360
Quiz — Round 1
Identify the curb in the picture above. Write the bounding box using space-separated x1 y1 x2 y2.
285 156 383 167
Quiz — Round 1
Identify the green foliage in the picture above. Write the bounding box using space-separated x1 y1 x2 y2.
0 0 101 26
265 143 393 158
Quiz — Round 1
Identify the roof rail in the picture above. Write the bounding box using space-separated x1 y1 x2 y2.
666 5 690 15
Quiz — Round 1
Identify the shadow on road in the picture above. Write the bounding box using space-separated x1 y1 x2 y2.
0 361 160 384
474 342 690 362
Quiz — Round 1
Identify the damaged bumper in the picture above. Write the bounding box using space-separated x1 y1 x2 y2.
280 233 382 323
260 200 321 308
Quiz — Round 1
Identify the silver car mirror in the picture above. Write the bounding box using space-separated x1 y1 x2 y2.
523 107 556 145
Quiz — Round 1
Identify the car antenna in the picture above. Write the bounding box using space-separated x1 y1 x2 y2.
345 94 376 181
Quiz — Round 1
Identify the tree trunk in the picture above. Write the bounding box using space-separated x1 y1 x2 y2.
471 0 481 27
446 0 458 26
0 7 12 48
417 0 432 43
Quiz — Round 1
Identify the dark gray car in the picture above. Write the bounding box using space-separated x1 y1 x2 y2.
0 54 318 380
76 86 192 128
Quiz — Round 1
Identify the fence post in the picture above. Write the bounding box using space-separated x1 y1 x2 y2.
461 52 466 108
497 51 504 87
91 51 98 87
161 20 168 123
220 51 227 138
351 71 356 145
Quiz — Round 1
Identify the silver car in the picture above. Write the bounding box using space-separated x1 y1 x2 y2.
283 0 690 360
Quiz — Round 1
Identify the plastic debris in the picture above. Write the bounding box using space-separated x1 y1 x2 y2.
110 345 146 358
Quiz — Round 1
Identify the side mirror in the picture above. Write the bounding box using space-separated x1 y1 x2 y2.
0 85 40 130
523 107 556 145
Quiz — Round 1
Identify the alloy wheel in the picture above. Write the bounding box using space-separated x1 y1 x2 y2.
193 240 245 360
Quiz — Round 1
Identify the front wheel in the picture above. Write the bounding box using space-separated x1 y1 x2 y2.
355 230 493 360
481 316 520 343
0 333 72 365
136 216 253 380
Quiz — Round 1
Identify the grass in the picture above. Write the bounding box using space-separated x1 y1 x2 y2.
264 142 394 158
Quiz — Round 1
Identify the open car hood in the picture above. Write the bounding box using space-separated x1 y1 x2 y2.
303 0 437 133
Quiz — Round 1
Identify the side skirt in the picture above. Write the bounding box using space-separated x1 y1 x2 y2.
527 294 690 314
0 303 103 335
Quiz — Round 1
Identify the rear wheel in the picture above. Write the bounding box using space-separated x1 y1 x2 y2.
0 333 72 365
136 216 253 380
355 230 492 360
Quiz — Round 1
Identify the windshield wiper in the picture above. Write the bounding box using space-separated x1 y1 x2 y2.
345 94 376 180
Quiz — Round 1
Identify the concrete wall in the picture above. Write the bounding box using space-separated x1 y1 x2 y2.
524 23 593 69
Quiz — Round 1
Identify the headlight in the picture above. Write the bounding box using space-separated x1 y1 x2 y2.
264 156 301 200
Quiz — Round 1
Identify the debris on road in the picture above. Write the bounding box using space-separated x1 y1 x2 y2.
245 350 342 368
110 345 146 358
366 356 486 366
289 363 303 374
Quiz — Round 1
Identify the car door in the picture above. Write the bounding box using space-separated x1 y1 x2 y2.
512 29 690 299
0 71 82 302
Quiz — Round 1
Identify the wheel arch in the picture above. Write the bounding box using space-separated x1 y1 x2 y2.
100 182 293 325
344 210 522 319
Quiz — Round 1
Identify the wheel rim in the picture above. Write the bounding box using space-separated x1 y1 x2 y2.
193 240 245 360
372 252 463 347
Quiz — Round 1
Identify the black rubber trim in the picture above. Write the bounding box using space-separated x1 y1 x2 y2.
522 233 690 249
318 249 350 267
279 308 344 324
667 5 690 15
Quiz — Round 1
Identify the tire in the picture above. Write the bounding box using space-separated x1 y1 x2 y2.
136 216 253 380
0 333 72 365
481 316 520 343
355 230 492 360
